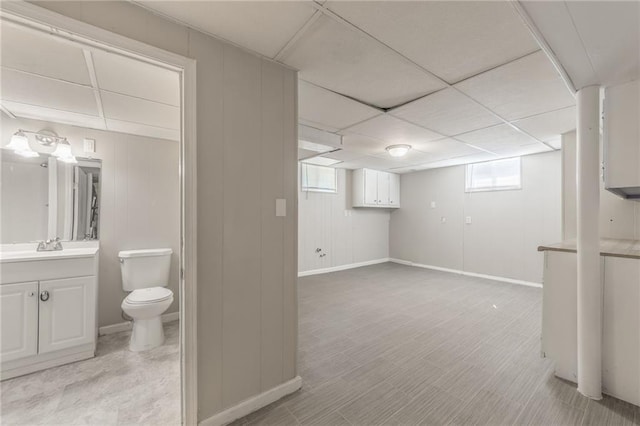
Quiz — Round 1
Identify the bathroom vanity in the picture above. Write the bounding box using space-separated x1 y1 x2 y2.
538 239 640 406
0 243 99 380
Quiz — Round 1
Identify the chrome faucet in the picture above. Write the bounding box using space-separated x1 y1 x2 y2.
37 237 63 252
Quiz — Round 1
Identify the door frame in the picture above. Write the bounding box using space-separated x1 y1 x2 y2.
0 2 198 424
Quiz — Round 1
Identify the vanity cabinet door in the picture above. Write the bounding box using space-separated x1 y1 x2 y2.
0 282 39 361
38 276 96 354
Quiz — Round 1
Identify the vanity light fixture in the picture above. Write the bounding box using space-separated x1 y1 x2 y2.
5 129 77 163
6 131 39 158
386 144 412 157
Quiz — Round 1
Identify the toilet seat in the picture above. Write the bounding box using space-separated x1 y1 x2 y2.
125 287 173 305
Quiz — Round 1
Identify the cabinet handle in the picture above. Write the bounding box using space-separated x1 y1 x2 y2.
40 291 50 302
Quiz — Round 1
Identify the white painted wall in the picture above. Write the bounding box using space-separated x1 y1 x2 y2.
390 151 562 284
298 168 390 273
1 116 180 328
562 131 640 240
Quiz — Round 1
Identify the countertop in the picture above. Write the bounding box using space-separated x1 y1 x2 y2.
538 238 640 260
0 247 99 263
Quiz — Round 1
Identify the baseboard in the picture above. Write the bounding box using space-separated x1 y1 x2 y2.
98 311 180 336
199 375 303 426
389 258 543 288
298 258 390 277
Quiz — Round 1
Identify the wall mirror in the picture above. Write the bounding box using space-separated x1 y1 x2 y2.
1 149 101 243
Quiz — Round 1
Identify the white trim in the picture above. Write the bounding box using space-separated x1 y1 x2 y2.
389 258 543 288
199 376 303 426
298 258 390 277
98 311 180 336
0 3 199 425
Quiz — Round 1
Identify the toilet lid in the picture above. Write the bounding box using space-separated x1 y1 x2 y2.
126 287 173 304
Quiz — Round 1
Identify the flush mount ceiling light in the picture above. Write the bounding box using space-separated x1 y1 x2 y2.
386 144 412 157
5 131 39 158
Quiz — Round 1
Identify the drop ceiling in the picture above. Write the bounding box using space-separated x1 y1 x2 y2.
136 0 578 173
0 22 180 142
520 1 640 90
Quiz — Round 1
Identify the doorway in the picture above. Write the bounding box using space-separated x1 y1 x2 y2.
0 2 197 424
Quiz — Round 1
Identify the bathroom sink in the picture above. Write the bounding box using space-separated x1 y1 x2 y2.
0 247 99 263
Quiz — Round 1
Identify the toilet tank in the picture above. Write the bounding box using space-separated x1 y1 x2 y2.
119 248 173 291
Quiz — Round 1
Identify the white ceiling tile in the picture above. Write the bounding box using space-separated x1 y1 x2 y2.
338 132 389 155
105 119 180 142
1 69 98 116
92 50 180 106
344 114 444 150
101 91 180 130
2 101 105 131
321 149 365 162
299 118 340 133
417 138 485 160
282 15 446 108
520 1 597 89
137 1 317 58
454 124 540 154
327 1 540 84
417 152 499 171
512 106 576 142
565 1 640 87
455 51 575 121
1 23 91 85
389 88 502 136
372 148 440 165
299 81 380 131
336 155 406 171
500 143 553 157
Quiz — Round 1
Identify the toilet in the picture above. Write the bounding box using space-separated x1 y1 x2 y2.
119 248 174 351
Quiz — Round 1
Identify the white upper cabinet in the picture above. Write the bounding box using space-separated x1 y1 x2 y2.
364 169 379 205
353 168 400 208
604 79 640 200
389 173 401 207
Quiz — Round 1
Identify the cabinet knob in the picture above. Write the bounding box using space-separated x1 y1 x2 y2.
40 291 50 302
28 291 35 297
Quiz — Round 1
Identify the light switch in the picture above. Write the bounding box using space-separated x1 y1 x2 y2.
276 199 286 217
430 201 436 209
465 216 472 224
83 138 95 153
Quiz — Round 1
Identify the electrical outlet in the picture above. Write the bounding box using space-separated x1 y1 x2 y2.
430 201 436 209
465 216 472 224
441 216 446 223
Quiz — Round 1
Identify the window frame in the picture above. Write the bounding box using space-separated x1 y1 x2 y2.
465 157 522 193
300 163 338 194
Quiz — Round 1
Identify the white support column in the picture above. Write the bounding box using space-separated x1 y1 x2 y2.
576 85 602 400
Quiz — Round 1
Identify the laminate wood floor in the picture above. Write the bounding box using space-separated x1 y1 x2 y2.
233 262 640 426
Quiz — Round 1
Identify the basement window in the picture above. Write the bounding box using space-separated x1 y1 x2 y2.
465 157 522 192
300 163 337 193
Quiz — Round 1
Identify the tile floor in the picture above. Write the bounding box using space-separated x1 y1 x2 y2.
233 263 640 425
1 320 180 425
